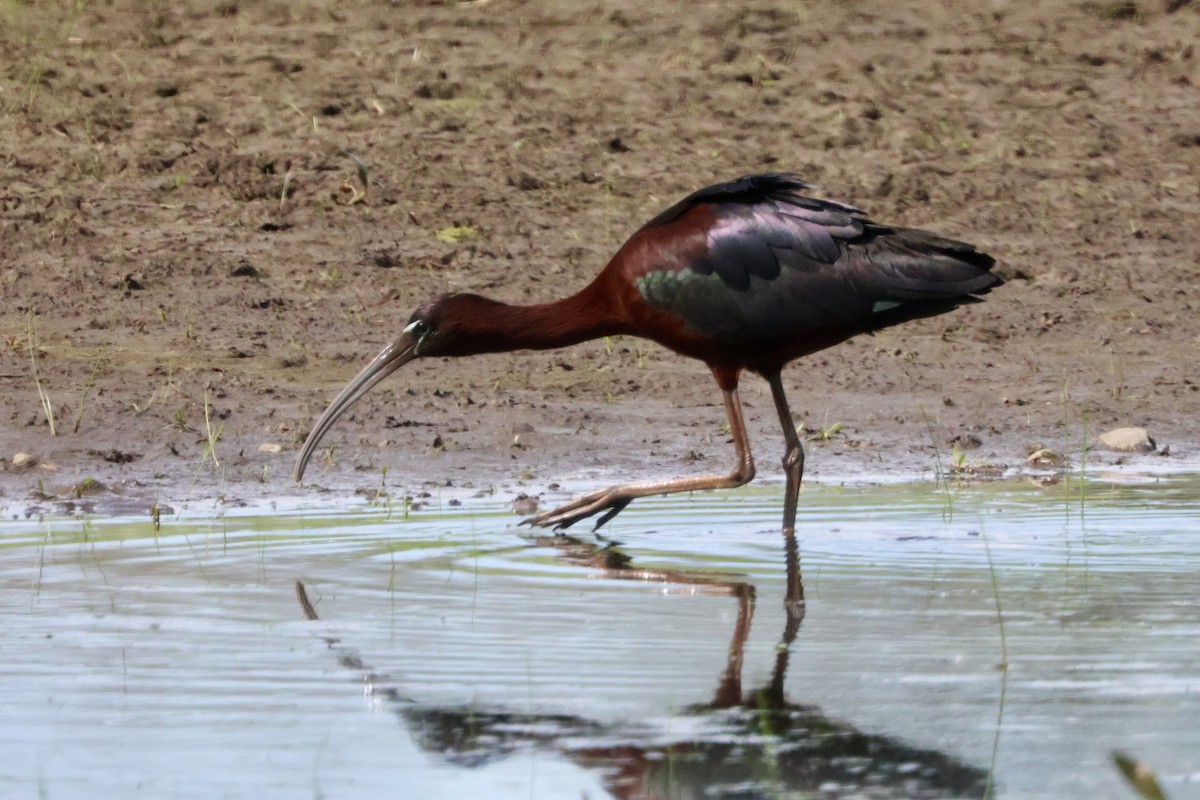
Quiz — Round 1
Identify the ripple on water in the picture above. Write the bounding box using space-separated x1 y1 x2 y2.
2 475 1199 799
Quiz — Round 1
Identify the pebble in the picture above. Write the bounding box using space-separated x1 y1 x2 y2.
511 494 539 515
1096 427 1156 453
10 453 57 471
1026 448 1064 468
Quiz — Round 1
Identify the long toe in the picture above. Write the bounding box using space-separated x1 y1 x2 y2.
520 499 587 529
522 504 593 531
521 490 630 531
590 498 631 530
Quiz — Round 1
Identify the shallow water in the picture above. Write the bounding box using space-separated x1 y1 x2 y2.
3 475 1199 799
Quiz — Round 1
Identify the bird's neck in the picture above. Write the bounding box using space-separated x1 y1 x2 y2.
443 282 626 356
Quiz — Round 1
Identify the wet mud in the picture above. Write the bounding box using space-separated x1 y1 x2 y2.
2 1 1198 515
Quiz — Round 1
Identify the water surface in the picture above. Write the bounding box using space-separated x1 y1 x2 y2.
3 475 1198 799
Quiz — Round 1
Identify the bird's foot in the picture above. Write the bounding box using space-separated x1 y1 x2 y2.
521 488 633 532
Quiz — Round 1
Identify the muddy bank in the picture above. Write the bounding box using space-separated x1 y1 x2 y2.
2 0 1197 518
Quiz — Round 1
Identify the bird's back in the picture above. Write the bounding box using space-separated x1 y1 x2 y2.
610 174 999 365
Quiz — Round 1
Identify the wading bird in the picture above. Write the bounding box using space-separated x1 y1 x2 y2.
294 173 999 536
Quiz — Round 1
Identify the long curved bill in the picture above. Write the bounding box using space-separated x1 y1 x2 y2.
293 332 419 482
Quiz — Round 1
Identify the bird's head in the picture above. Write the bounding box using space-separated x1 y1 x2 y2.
293 293 472 482
398 293 458 357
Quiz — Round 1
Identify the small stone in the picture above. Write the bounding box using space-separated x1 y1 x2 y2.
511 493 539 515
514 172 544 191
1026 448 1064 468
10 452 57 471
1097 427 1156 453
949 433 982 450
258 443 282 453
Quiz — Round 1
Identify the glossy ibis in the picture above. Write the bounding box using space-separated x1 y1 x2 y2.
294 173 999 535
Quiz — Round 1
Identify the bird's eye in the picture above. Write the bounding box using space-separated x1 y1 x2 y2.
405 319 431 338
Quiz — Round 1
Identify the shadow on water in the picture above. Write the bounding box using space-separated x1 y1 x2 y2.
298 531 988 800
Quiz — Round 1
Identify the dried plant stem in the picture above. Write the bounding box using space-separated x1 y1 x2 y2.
201 388 222 469
27 319 56 436
73 356 102 434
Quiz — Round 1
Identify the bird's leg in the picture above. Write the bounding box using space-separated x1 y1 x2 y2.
767 371 805 615
766 371 805 536
782 528 805 623
522 383 756 531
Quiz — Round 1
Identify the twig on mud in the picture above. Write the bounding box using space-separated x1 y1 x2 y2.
286 100 318 132
279 159 294 211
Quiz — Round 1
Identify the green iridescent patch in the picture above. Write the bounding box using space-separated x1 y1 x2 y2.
635 269 725 309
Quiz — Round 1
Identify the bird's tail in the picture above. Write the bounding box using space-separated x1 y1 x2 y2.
848 224 1000 333
855 224 1001 300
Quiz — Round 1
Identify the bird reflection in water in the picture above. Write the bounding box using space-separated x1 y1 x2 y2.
296 532 987 799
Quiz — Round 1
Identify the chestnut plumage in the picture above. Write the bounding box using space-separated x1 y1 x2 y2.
295 173 1000 535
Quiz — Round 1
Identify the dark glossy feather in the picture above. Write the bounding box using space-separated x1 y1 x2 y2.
633 174 997 341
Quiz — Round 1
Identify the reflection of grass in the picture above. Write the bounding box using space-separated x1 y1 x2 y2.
752 692 784 788
33 526 50 601
921 407 954 521
1059 385 1092 535
1079 403 1090 516
981 524 1009 800
1062 382 1073 515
